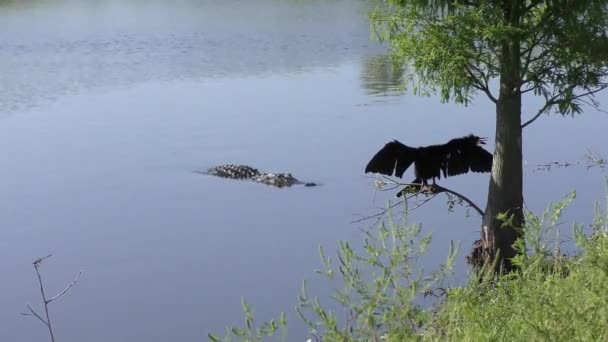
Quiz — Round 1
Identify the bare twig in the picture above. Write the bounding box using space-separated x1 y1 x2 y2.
352 199 405 224
356 178 485 233
33 256 56 342
21 304 49 327
354 181 431 233
409 193 439 211
33 254 53 265
47 271 82 304
584 148 607 169
23 255 83 342
521 96 559 129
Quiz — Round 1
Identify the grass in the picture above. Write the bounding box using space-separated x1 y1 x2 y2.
430 238 608 341
428 188 608 341
209 180 608 341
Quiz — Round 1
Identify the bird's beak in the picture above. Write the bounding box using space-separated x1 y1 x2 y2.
478 137 487 145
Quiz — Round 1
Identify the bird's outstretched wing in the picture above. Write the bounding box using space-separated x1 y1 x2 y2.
467 145 493 173
443 136 493 177
365 140 417 178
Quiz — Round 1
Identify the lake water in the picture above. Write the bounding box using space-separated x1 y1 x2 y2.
1 1 607 341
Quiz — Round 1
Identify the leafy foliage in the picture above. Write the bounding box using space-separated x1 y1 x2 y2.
207 298 288 342
296 202 458 341
431 184 608 341
369 0 608 123
210 180 608 341
209 202 459 341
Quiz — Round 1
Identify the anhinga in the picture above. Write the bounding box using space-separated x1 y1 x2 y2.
365 134 493 194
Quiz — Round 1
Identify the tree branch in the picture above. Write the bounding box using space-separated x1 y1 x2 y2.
520 32 546 79
21 304 49 327
457 0 481 7
430 184 484 217
356 180 485 232
522 85 608 129
465 64 497 103
579 98 608 114
33 259 56 342
523 0 544 14
521 56 558 88
521 102 552 129
353 184 422 228
409 193 439 211
47 271 82 304
24 255 83 342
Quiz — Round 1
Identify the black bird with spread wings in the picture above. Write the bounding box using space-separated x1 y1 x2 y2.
365 134 493 194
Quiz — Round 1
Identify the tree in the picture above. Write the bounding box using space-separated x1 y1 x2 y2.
370 0 608 271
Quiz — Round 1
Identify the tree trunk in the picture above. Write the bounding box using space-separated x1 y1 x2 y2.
480 1 525 273
481 91 524 272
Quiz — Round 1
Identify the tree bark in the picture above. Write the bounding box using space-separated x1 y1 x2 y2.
481 93 524 272
480 0 525 273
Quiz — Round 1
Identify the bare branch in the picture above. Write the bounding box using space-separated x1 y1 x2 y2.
584 148 607 169
353 193 415 225
33 254 53 266
521 103 551 129
24 255 83 342
356 179 485 233
409 193 439 211
32 257 56 342
353 181 432 232
47 271 83 304
22 304 49 327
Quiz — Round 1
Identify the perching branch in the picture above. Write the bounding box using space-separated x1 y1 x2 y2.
355 178 484 230
394 180 484 217
430 183 484 217
22 255 83 342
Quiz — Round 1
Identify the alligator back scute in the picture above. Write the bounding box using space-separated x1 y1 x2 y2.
206 164 261 180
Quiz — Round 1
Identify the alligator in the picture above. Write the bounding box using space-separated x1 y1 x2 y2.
201 164 318 188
